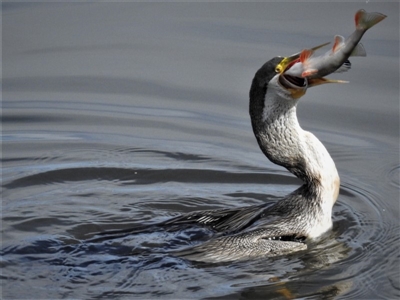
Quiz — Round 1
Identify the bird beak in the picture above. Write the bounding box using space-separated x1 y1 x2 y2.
275 42 330 74
276 42 337 98
307 78 349 87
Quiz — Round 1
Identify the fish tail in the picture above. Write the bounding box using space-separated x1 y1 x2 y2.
355 9 387 31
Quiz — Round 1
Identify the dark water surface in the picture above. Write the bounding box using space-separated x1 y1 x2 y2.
2 2 399 299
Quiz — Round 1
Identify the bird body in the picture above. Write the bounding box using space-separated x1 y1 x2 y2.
93 9 386 263
171 59 340 262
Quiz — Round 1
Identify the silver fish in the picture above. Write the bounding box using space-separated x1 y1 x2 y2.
285 9 387 79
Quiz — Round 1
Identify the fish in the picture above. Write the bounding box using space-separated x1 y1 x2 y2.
285 9 387 79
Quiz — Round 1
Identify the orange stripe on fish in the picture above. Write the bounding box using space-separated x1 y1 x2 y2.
302 69 318 77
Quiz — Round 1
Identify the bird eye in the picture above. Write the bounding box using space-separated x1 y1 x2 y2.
275 66 281 73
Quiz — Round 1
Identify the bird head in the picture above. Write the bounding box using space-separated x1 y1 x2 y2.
272 42 346 99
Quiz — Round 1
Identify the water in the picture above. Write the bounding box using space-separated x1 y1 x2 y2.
2 2 399 299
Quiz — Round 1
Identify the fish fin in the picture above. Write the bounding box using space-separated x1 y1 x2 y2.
299 49 313 63
355 9 387 30
285 42 330 66
350 43 366 57
332 35 345 53
301 69 318 77
334 60 351 73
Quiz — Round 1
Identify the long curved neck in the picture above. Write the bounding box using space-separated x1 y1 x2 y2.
250 78 340 207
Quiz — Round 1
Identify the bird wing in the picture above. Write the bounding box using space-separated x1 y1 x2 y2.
173 226 307 263
164 202 277 234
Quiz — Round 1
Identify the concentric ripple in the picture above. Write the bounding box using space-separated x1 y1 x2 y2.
2 145 398 299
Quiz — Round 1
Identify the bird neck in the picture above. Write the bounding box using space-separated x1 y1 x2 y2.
250 83 340 208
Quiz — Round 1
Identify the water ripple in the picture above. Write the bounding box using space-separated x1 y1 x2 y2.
387 164 400 188
3 162 396 299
